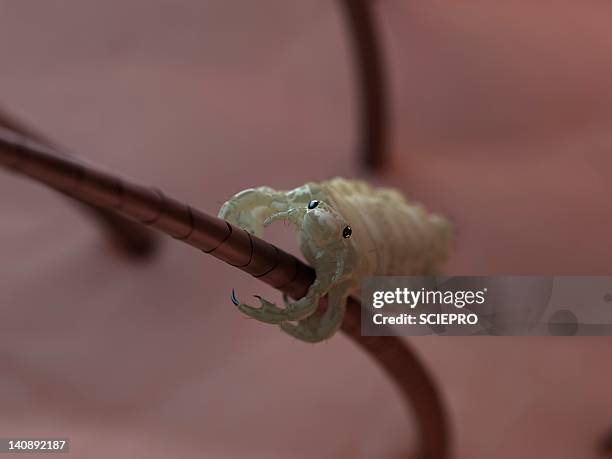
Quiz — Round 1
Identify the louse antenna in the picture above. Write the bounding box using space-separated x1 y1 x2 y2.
0 126 449 459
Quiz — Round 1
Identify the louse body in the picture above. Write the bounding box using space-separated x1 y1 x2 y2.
219 177 451 342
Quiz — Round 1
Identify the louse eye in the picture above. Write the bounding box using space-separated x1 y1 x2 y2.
308 199 319 209
342 226 352 239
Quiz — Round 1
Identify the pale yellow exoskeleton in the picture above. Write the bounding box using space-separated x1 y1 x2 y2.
219 178 451 343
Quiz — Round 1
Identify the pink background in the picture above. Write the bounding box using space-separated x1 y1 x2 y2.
1 1 612 457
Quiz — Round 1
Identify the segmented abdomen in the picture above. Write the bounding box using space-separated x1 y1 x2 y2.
325 179 450 277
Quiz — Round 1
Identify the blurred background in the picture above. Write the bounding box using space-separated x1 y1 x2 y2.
1 1 612 458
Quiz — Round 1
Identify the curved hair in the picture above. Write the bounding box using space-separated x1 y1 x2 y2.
341 0 388 170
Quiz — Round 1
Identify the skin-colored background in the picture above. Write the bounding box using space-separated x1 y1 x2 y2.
1 1 612 458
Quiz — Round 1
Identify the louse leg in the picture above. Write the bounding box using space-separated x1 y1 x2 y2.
232 294 291 324
232 194 338 323
218 187 290 237
280 282 351 343
224 185 329 324
234 278 330 324
224 183 347 326
274 248 349 321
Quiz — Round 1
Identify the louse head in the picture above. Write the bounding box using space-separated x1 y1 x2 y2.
300 199 352 247
264 198 356 280
264 198 354 258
